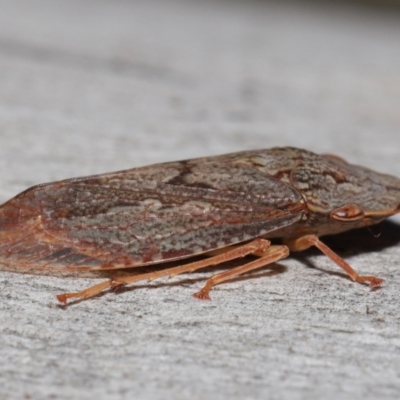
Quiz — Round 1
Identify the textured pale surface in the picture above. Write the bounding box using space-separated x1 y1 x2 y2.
0 1 400 399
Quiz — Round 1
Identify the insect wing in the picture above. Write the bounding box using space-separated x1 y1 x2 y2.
0 157 305 270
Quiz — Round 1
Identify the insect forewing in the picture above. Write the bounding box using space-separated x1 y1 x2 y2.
0 155 305 270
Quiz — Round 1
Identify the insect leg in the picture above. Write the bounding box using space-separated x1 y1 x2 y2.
57 238 272 304
193 244 289 299
286 234 384 288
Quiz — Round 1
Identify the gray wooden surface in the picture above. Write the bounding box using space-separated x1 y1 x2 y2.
0 1 400 399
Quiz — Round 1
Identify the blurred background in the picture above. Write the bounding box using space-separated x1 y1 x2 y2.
0 1 399 399
0 0 399 200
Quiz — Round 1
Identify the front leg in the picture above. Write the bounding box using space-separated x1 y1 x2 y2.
285 234 383 288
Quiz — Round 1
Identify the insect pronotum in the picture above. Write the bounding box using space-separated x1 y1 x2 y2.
0 147 399 304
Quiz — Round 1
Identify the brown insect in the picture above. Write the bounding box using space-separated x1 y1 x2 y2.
0 147 399 304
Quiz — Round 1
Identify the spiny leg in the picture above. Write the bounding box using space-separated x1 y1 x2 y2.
57 238 272 304
194 244 290 300
286 234 384 287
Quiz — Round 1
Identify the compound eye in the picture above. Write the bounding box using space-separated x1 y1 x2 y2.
330 204 365 223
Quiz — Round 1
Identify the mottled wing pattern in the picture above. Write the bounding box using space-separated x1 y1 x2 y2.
0 152 306 270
